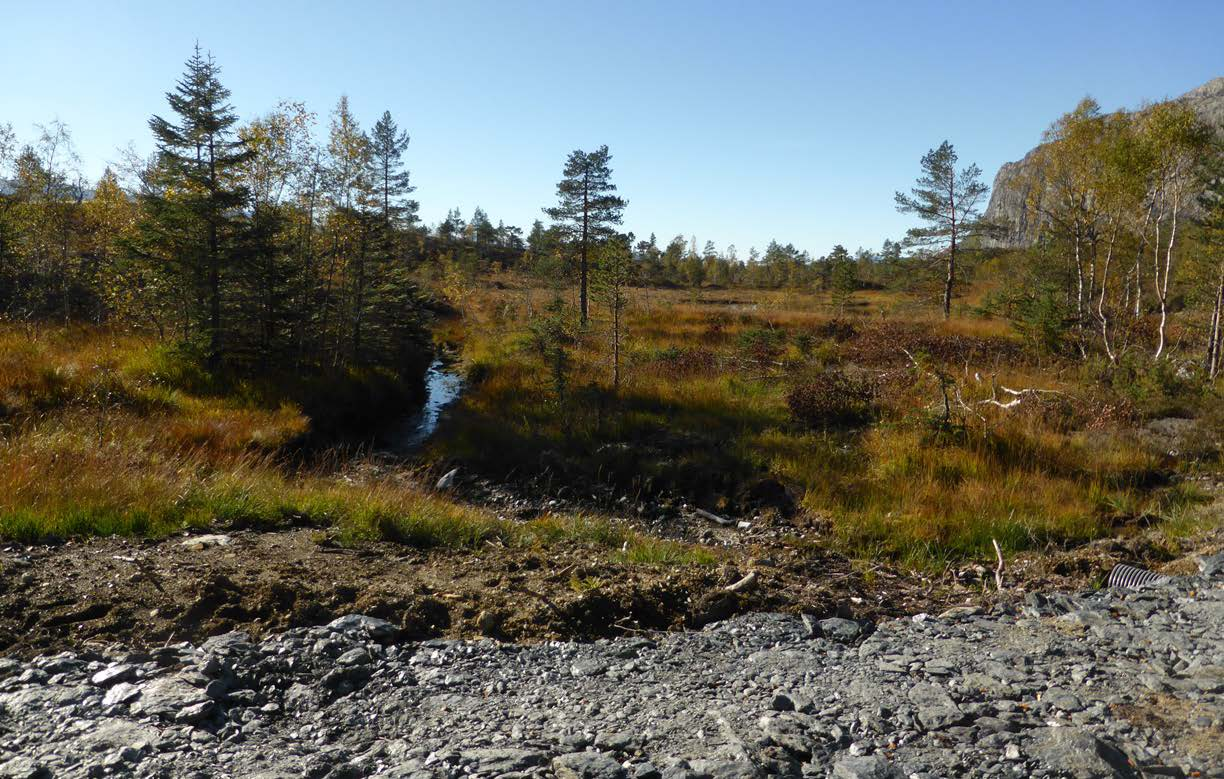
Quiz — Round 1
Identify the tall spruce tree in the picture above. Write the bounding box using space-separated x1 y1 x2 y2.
146 46 253 365
544 145 626 324
894 141 988 319
368 111 418 229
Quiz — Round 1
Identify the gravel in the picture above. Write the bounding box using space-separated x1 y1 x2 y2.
0 568 1221 778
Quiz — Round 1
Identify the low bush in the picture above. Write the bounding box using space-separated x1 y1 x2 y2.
738 326 786 368
812 318 858 341
786 370 876 429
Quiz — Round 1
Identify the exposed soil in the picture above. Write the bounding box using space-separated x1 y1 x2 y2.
0 527 888 658
2 503 1219 659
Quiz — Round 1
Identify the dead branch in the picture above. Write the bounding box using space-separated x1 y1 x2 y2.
725 571 758 593
976 373 1068 410
903 352 1068 414
693 507 734 527
992 538 1005 592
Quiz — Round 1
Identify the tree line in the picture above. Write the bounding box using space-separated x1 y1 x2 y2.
0 48 905 370
2 48 1220 378
0 48 434 373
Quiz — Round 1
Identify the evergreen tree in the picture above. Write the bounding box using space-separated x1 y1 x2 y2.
368 110 418 229
145 46 254 365
894 141 988 319
323 96 377 364
235 101 315 363
591 237 635 389
470 206 495 262
438 208 465 243
827 244 857 314
544 145 626 324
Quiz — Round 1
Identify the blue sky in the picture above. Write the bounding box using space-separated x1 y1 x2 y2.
3 1 1221 256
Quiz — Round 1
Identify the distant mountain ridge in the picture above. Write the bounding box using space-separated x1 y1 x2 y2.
982 76 1224 249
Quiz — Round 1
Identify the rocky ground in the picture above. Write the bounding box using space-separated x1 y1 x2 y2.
1 555 1221 779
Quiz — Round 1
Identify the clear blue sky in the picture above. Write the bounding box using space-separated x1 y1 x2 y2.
3 1 1221 256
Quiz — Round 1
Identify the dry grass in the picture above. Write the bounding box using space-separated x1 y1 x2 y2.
0 324 714 564
431 275 1215 566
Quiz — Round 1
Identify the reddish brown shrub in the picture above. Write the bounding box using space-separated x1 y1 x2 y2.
786 370 876 428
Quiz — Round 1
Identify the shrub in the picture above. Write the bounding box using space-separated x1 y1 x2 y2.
644 346 718 377
812 318 858 341
527 299 576 401
786 370 876 429
738 326 785 368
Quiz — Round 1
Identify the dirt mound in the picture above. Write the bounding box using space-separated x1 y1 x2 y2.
0 527 970 658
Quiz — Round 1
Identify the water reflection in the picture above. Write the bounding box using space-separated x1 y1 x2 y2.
384 359 463 453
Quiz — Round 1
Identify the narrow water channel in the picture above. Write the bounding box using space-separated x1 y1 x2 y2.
381 358 464 454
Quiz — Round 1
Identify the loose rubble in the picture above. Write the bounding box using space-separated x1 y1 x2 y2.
0 565 1221 778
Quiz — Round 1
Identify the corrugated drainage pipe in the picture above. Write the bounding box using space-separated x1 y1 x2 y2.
1107 563 1171 590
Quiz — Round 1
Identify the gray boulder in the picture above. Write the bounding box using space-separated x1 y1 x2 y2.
1028 727 1137 779
553 752 628 779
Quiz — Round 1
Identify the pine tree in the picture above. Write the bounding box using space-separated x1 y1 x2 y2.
145 46 253 365
894 141 988 319
544 145 626 324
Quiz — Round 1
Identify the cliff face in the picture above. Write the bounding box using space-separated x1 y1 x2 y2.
982 76 1224 249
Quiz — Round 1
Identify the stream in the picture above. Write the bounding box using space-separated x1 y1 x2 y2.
381 358 465 453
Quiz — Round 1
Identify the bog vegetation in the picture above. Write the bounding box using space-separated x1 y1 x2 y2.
0 48 1221 568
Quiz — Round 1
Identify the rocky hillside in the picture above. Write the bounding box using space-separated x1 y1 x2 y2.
982 76 1224 249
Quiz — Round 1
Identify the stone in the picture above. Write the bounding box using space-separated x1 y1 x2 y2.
90 664 134 687
328 614 400 642
1043 689 1084 712
831 754 905 779
687 759 762 779
102 681 141 707
552 752 628 779
593 730 638 753
760 715 815 759
630 763 662 779
938 606 983 619
571 658 609 677
1028 727 1137 779
476 610 502 637
462 748 548 774
201 630 253 655
15 669 46 685
180 533 232 551
102 746 141 767
337 648 371 666
817 618 862 643
908 683 964 731
174 699 217 724
1199 551 1224 577
0 580 1217 779
130 676 209 720
435 468 460 490
0 757 50 779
